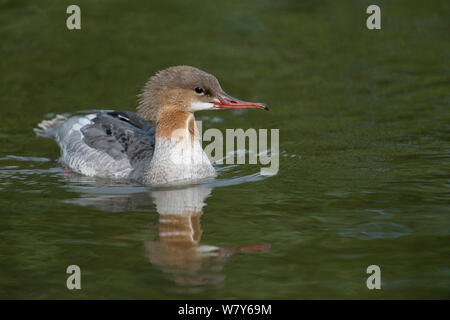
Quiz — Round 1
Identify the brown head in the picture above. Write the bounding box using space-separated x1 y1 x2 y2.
137 66 268 127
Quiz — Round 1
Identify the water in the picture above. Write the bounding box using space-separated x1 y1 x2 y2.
0 0 449 299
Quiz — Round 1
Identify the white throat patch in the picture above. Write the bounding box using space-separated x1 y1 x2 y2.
189 101 215 112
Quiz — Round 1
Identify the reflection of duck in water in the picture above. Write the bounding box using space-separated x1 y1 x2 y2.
146 186 269 287
66 184 270 288
35 66 268 186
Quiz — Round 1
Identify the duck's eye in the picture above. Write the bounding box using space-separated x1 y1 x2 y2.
194 87 204 94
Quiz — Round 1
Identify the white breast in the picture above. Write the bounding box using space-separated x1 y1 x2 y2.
144 137 216 185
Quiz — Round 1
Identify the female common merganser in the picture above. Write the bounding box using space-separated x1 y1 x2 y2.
34 66 268 185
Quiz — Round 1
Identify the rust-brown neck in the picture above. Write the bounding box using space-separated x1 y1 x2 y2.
156 110 197 142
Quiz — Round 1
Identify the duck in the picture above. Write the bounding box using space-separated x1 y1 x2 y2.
34 66 268 185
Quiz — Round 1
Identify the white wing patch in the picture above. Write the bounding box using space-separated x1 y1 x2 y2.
66 114 96 137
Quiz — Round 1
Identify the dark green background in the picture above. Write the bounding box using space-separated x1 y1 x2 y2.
0 0 449 299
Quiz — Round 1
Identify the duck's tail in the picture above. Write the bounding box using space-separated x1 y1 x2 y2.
34 114 68 138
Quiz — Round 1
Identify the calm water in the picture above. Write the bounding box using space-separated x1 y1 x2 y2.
0 0 449 299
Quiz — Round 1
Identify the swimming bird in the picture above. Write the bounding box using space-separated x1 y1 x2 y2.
34 66 268 185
